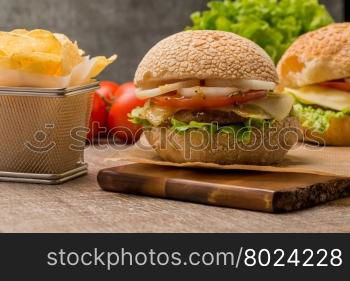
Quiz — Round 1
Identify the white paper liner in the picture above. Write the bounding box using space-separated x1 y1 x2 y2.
0 56 103 88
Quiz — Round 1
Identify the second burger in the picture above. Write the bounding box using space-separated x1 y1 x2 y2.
278 23 350 146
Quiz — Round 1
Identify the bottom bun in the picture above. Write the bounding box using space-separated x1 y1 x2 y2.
303 115 350 146
144 117 300 165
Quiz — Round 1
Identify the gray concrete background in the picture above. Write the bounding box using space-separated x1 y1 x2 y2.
0 0 344 82
320 0 344 22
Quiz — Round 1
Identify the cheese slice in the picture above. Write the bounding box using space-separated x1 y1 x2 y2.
248 94 294 121
285 86 350 111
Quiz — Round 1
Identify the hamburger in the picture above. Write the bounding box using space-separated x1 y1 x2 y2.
130 31 298 165
278 23 350 146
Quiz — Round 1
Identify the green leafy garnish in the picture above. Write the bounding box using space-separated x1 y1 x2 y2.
171 117 271 143
188 0 334 63
293 103 348 133
128 107 152 127
130 106 274 143
171 118 218 134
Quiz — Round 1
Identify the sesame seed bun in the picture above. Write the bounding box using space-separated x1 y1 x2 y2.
135 30 278 88
277 23 350 88
144 117 300 165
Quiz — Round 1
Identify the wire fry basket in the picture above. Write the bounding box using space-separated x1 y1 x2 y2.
0 81 99 184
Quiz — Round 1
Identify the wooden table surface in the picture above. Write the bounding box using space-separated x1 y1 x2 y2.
0 145 349 233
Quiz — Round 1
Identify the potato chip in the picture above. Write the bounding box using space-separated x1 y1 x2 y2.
11 52 62 76
0 28 116 86
10 29 29 35
0 56 20 70
1 31 57 56
88 55 117 78
54 33 83 75
26 29 62 55
0 32 32 55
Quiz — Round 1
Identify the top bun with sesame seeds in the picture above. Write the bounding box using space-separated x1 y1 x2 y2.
134 30 278 88
277 23 350 88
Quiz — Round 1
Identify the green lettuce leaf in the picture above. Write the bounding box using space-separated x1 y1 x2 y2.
293 103 348 133
188 0 334 63
130 106 275 143
171 118 217 133
128 107 152 127
171 117 270 143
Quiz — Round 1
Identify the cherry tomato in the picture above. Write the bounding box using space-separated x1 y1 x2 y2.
108 82 146 144
319 82 350 92
152 91 267 109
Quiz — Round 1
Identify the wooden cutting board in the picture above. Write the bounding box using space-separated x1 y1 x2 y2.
97 164 350 213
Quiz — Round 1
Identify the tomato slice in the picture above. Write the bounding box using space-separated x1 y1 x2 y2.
152 91 266 109
319 82 350 92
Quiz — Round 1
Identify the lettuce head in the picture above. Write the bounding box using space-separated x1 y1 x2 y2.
188 0 334 63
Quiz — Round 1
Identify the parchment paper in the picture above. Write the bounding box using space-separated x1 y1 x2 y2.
106 135 350 178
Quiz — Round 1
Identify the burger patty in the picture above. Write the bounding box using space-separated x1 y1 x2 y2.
173 110 246 125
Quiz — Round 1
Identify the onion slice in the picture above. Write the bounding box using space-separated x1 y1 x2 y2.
178 86 240 97
205 79 276 90
136 80 200 99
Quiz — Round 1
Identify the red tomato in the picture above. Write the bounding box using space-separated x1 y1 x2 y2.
108 82 146 144
88 92 109 140
319 82 350 92
152 91 267 109
100 81 119 99
87 82 116 140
